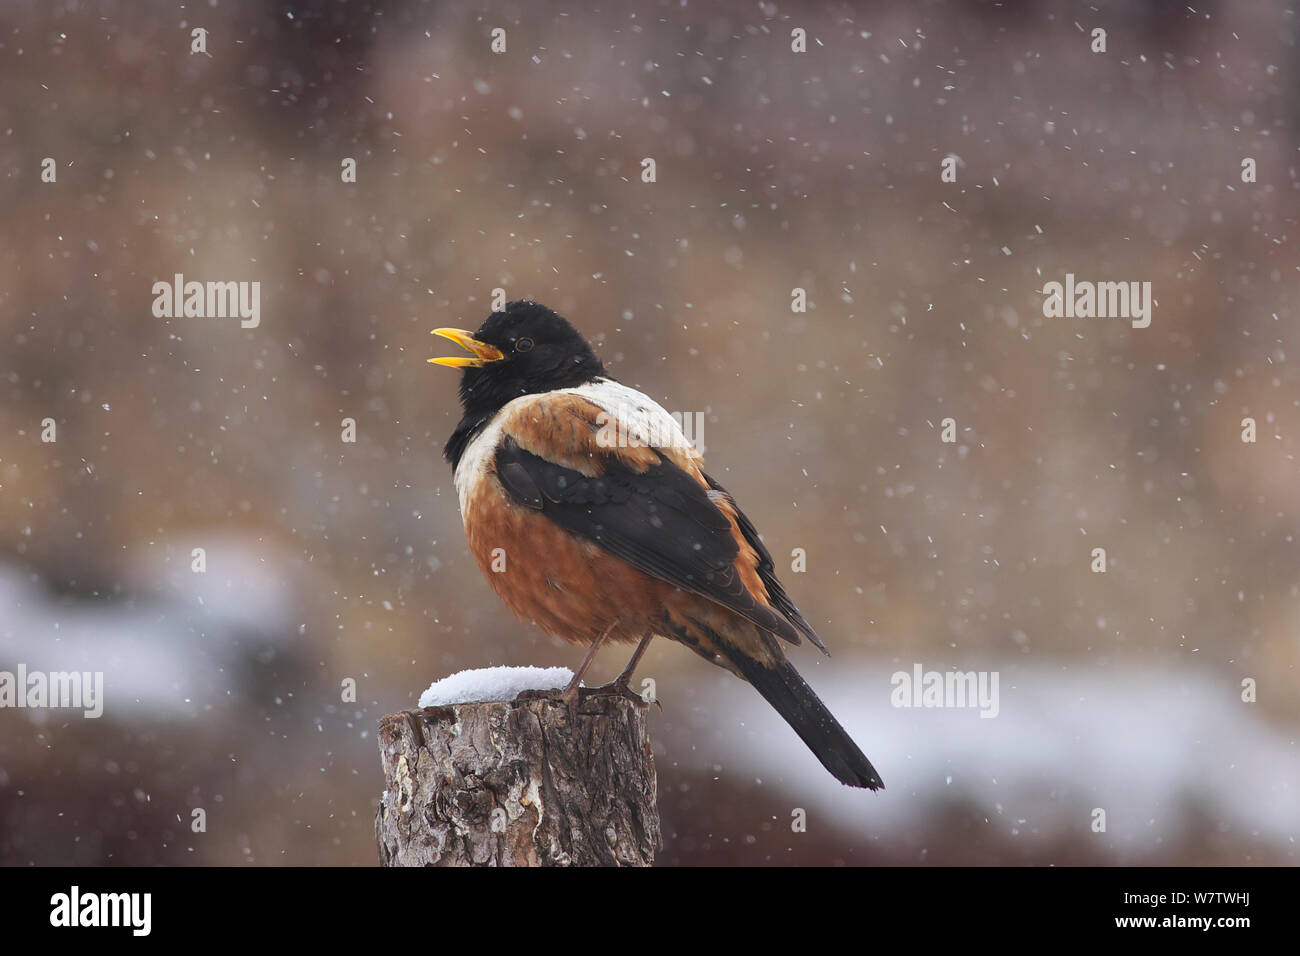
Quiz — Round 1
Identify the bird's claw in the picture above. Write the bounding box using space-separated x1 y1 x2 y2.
580 679 654 707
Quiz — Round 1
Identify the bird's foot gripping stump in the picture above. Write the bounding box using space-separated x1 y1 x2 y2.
375 690 661 866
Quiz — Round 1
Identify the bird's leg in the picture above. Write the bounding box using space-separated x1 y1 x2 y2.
560 623 615 717
584 634 655 705
614 633 653 689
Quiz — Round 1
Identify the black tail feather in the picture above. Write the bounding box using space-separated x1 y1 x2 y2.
728 651 883 790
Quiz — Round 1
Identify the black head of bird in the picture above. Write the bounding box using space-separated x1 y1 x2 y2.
430 301 605 427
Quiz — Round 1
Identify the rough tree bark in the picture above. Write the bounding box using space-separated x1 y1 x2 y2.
375 690 660 866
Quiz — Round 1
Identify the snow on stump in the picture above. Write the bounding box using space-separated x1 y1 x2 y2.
375 666 661 867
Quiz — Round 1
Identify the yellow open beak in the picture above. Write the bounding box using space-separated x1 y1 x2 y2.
428 328 506 368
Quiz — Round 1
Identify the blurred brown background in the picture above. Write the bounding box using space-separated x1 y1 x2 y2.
1 0 1297 865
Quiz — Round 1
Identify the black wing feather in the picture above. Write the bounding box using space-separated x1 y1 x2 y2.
494 438 809 646
703 474 827 653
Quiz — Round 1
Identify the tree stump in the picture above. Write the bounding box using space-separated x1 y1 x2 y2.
375 691 660 866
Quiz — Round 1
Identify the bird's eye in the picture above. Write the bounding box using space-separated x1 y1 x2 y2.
515 337 534 352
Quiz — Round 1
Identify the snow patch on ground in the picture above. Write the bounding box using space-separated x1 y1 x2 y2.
418 665 573 707
704 661 1300 854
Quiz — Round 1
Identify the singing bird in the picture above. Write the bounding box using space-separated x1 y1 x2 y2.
430 300 883 790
